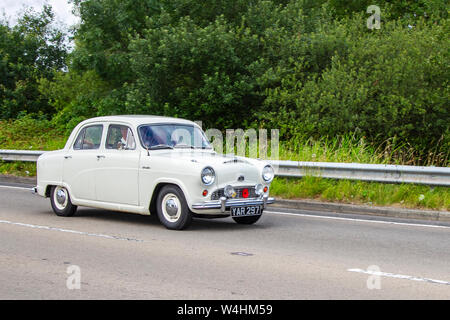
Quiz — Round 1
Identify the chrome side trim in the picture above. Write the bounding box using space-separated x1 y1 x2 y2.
192 197 275 212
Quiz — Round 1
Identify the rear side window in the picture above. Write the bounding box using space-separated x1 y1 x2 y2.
73 125 103 150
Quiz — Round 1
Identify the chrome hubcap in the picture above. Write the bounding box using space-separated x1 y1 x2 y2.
53 186 68 210
56 189 66 205
161 193 181 222
165 198 179 216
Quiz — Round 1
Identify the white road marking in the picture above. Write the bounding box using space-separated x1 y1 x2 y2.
348 268 450 286
0 219 142 242
265 210 450 230
0 185 33 191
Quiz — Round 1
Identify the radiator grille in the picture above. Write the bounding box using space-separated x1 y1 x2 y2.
211 186 258 200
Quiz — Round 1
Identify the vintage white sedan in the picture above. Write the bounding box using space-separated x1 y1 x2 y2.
34 115 275 230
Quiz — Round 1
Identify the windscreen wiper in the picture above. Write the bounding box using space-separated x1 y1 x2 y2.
149 144 174 150
174 144 195 149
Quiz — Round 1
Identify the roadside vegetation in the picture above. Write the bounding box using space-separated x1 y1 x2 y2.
270 177 450 211
0 116 66 177
1 117 448 211
0 1 448 210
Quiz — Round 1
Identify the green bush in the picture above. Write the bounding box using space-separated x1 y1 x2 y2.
124 1 335 129
0 6 67 119
261 15 449 154
0 114 66 150
38 70 110 133
34 0 449 162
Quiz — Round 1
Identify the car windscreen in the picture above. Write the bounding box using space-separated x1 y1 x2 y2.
138 124 212 150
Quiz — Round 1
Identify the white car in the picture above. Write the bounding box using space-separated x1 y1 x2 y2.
34 115 275 230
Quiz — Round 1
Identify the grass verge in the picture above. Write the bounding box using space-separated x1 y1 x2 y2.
270 176 450 211
0 116 67 177
0 161 38 177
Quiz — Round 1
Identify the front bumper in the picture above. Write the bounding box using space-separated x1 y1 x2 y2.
192 195 275 213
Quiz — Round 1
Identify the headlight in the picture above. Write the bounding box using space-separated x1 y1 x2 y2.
201 167 215 185
262 165 274 182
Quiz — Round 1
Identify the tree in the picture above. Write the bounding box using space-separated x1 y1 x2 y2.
0 5 67 119
70 0 161 85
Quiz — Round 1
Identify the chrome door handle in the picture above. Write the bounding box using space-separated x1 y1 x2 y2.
64 156 72 159
96 155 105 160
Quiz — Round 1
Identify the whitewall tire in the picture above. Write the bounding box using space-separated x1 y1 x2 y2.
156 185 192 230
50 186 77 217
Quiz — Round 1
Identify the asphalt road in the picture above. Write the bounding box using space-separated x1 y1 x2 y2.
0 182 449 300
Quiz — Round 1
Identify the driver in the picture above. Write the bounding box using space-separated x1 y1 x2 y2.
143 126 166 148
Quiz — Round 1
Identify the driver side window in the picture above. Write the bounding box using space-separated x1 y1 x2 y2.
106 125 136 150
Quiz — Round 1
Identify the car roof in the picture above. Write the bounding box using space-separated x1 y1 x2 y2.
80 115 199 127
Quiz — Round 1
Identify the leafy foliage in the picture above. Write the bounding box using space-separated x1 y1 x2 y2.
0 5 67 119
329 0 448 23
0 0 448 162
70 0 161 85
261 16 449 151
125 1 337 129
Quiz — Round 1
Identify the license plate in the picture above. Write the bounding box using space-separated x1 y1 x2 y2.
231 205 263 217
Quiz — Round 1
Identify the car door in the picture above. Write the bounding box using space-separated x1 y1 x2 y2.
95 123 140 206
63 124 104 201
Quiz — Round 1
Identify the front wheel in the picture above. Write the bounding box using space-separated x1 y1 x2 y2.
156 185 192 230
50 186 77 217
232 215 262 225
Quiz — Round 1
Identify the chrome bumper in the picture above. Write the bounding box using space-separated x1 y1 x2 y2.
192 195 275 213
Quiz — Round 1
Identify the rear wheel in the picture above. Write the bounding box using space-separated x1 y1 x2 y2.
232 215 262 225
156 185 192 230
50 186 77 217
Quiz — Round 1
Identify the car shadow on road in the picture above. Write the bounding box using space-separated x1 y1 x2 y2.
190 217 271 231
74 207 159 225
71 207 271 231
